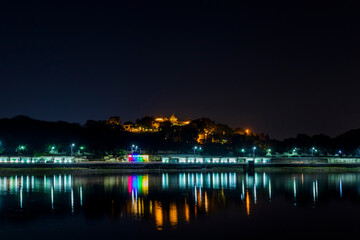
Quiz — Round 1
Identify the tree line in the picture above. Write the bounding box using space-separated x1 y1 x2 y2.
0 115 359 157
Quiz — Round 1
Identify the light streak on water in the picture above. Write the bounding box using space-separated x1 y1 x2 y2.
68 175 72 187
27 176 30 192
241 180 245 200
340 178 343 198
313 180 319 203
20 187 23 209
263 172 266 188
64 175 67 192
59 175 62 191
206 173 211 188
162 173 168 189
194 186 197 205
212 173 219 189
254 183 257 204
269 179 272 201
71 187 74 213
31 176 34 191
80 186 83 206
294 178 297 198
313 181 316 202
229 173 236 189
51 186 54 210
15 176 18 193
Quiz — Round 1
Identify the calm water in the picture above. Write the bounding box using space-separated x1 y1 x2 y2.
1 171 360 239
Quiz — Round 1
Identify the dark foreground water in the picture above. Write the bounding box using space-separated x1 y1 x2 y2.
0 171 360 239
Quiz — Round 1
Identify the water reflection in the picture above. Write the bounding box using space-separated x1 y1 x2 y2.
2 172 360 231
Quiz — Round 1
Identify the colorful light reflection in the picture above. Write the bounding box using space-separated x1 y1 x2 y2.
128 175 149 195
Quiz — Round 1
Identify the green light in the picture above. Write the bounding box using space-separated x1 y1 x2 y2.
241 149 245 153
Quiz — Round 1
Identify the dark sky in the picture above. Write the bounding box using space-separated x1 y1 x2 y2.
1 1 359 140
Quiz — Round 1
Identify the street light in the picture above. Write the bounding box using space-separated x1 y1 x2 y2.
71 143 75 156
253 146 256 161
266 148 271 156
18 145 26 154
130 145 139 154
193 146 197 155
311 147 317 159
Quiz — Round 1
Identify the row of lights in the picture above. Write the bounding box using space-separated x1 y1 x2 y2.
17 143 85 156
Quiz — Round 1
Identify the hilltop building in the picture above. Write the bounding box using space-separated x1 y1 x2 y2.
106 116 121 126
123 114 191 133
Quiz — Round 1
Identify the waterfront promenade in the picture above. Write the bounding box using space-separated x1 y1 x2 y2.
0 162 360 171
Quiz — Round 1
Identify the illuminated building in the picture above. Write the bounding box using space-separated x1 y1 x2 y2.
123 122 134 131
0 156 74 163
106 116 121 126
128 154 149 162
124 114 191 133
153 114 190 128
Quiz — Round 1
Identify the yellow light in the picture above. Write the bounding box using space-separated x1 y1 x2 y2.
142 175 149 195
149 200 153 214
154 201 163 230
185 199 190 223
246 189 250 216
155 118 164 122
245 129 250 135
169 203 178 228
204 191 209 213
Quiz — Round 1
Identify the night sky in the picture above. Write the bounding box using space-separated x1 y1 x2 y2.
1 1 359 139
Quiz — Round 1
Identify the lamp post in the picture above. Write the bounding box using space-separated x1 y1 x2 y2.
193 146 197 155
311 147 316 159
71 143 75 156
292 147 297 154
50 145 55 154
253 146 256 161
130 145 140 154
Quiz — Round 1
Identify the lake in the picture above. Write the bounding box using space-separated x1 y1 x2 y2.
0 171 360 239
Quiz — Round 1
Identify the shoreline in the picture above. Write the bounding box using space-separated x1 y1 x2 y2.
0 164 360 175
